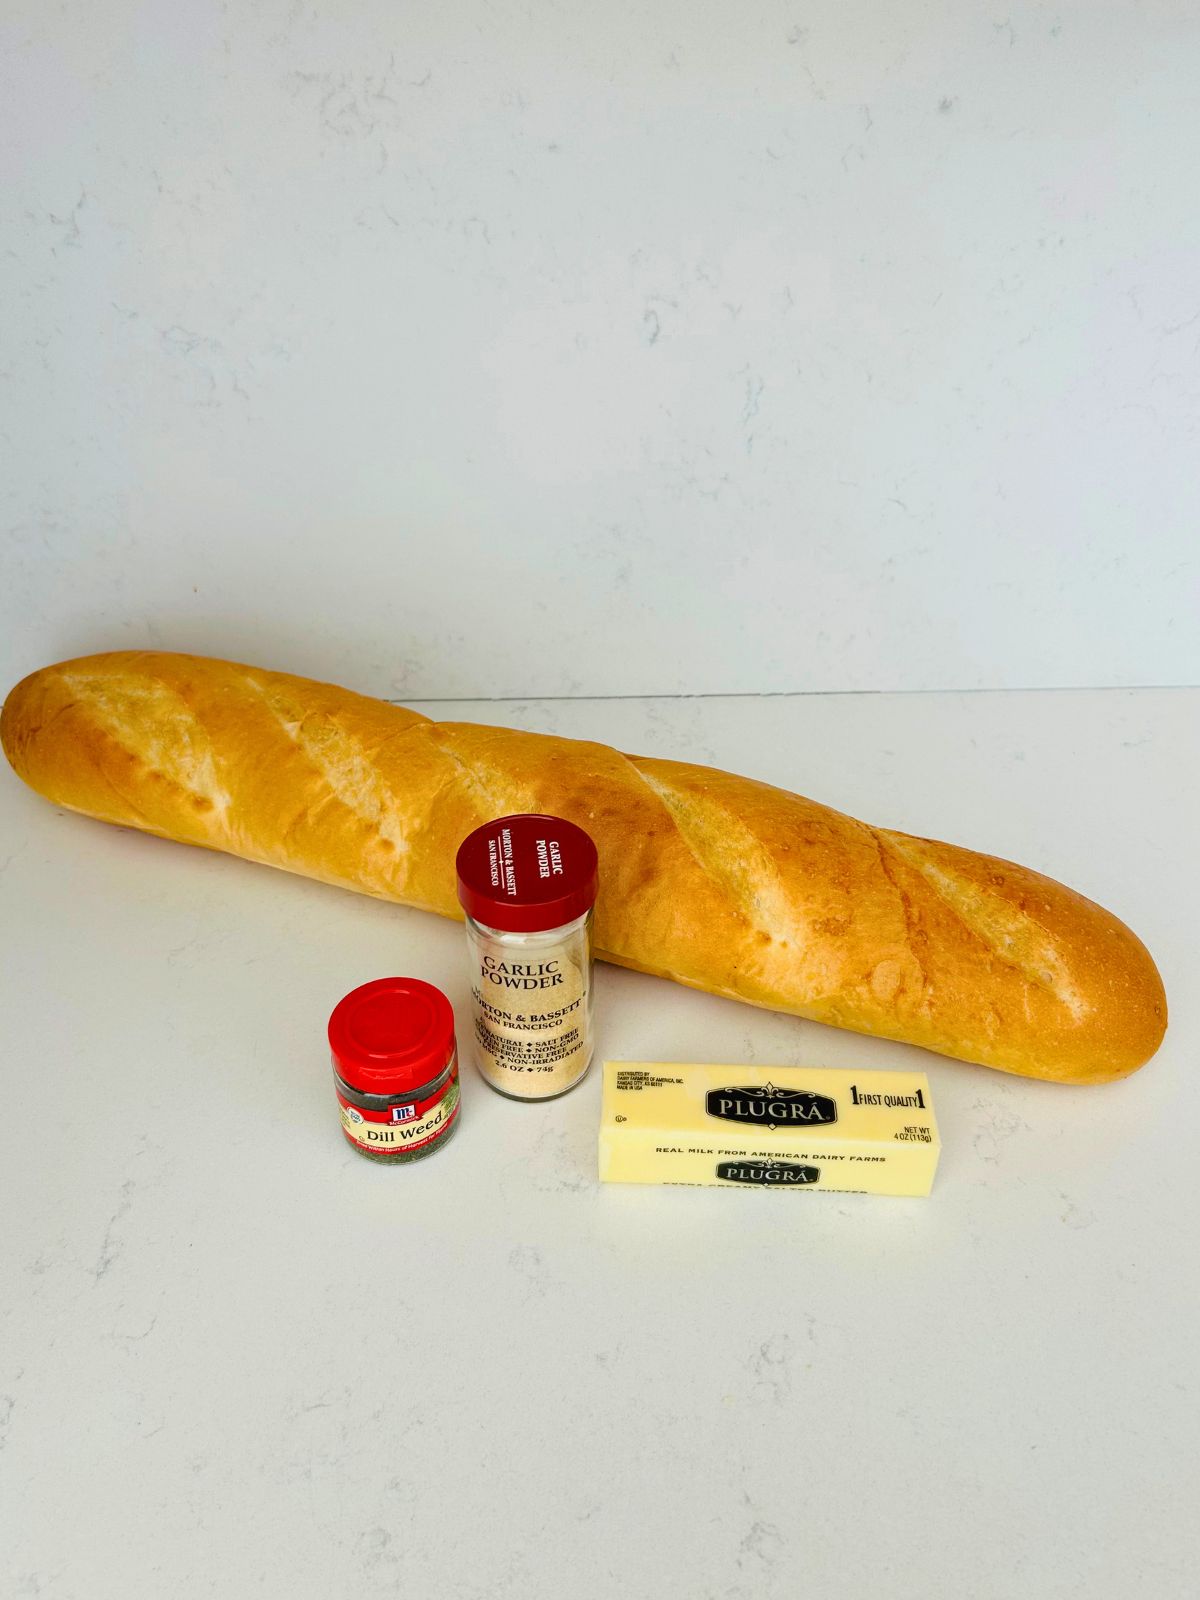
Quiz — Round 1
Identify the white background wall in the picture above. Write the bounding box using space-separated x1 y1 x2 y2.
3 0 1197 699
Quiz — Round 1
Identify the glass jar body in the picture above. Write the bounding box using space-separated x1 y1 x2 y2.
464 910 594 1099
334 1053 461 1163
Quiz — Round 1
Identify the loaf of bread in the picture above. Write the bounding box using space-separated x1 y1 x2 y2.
1 651 1166 1083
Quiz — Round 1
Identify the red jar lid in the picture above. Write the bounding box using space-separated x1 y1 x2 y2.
456 813 598 934
328 977 456 1096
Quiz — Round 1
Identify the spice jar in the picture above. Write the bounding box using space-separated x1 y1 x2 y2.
455 814 598 1100
328 977 460 1162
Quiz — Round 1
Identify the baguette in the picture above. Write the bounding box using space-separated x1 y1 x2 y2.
1 651 1166 1084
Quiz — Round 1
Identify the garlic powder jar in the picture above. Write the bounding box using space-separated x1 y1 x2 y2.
455 814 598 1100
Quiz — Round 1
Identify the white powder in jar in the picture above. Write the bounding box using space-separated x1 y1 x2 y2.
468 916 593 1098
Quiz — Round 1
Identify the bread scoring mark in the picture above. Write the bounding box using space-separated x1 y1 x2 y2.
626 759 809 971
421 724 538 821
866 829 930 1005
879 831 1087 1021
57 670 231 819
244 677 413 884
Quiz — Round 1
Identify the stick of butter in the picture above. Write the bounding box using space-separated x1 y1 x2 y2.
599 1062 940 1196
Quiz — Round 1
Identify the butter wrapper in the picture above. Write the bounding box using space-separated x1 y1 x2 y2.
599 1062 940 1197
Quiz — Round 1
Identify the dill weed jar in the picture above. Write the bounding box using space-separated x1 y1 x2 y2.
456 814 598 1101
328 978 460 1163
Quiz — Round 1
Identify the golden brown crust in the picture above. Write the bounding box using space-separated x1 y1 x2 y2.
1 651 1167 1083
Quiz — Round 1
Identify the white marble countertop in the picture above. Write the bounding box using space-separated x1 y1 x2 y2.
2 687 1197 1598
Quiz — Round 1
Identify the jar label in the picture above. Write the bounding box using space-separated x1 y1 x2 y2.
337 1077 459 1156
470 944 590 1096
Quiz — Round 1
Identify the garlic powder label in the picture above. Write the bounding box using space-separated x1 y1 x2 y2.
470 939 590 1095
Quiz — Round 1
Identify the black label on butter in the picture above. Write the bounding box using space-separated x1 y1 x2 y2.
716 1160 820 1186
706 1083 837 1129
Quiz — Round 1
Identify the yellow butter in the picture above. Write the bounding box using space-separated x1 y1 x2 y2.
599 1062 940 1197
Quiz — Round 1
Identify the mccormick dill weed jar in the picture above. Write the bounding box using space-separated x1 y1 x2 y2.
328 977 460 1163
455 814 598 1101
